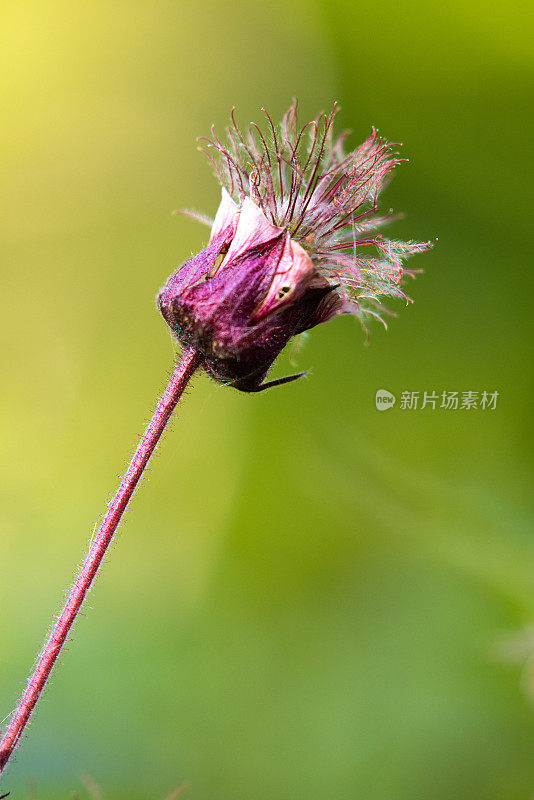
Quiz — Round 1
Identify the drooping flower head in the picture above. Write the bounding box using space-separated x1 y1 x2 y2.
158 101 433 392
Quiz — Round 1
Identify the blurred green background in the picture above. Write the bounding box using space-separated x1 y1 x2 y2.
1 0 533 797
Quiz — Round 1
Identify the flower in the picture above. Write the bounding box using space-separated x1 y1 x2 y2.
158 101 433 392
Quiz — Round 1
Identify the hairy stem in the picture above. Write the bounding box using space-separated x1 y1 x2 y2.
0 346 203 775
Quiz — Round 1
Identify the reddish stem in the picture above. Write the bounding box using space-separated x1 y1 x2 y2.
0 346 203 775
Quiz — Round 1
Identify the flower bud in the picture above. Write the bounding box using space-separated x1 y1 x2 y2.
158 194 339 391
158 102 434 391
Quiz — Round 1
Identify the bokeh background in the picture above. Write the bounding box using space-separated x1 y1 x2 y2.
1 0 533 797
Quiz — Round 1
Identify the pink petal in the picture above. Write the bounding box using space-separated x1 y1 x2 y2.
219 197 284 269
252 238 316 320
209 188 240 242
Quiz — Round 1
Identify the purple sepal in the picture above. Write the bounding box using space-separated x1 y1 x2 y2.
157 230 337 392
